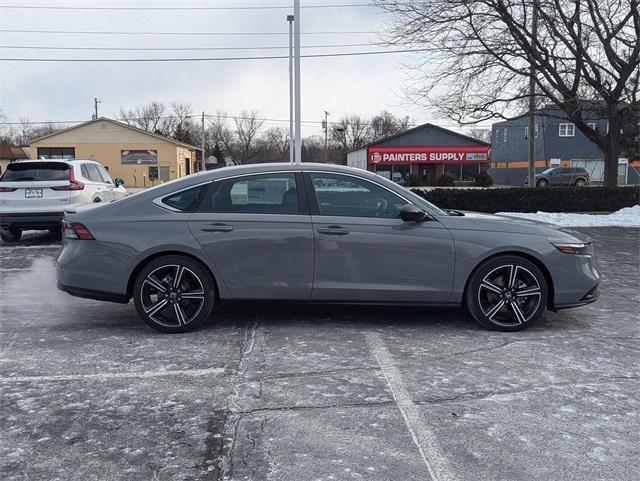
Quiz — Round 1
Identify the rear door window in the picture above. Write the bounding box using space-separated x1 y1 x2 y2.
0 162 69 182
207 173 299 214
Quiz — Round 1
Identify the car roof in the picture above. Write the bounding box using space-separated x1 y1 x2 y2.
12 159 100 164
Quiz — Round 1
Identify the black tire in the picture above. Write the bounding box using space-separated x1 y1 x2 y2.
465 255 548 331
536 179 548 187
1 228 22 243
133 255 216 333
574 178 587 187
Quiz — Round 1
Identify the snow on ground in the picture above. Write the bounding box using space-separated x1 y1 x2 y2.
496 205 640 227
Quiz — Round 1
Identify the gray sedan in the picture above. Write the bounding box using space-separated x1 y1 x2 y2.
57 163 600 333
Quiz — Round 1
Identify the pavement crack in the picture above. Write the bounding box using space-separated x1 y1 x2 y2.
234 399 396 415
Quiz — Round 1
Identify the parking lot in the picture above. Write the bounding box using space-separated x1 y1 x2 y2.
1 227 639 481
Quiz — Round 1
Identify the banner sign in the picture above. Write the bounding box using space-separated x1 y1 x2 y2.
368 146 489 165
121 149 158 165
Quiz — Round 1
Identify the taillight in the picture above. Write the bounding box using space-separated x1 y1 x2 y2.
52 168 84 191
0 187 17 192
62 220 94 240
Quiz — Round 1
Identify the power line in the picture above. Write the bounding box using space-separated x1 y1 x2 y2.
0 43 384 52
0 114 491 129
0 3 375 10
0 47 432 62
0 28 375 36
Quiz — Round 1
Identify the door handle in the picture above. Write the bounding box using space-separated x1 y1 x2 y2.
317 226 349 236
201 223 234 233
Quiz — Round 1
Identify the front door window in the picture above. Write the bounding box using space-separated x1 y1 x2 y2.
309 173 405 218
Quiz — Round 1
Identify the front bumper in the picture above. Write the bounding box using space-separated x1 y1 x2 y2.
554 284 600 310
0 211 64 231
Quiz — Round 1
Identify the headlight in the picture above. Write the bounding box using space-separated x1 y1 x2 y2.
551 241 594 256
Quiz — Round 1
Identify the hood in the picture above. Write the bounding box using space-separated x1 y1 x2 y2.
437 211 589 242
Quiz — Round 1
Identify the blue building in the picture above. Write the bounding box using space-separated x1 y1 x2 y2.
490 106 638 185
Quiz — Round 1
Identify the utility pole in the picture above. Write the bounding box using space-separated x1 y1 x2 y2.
293 0 302 164
287 14 295 164
93 97 101 119
323 111 330 162
528 2 538 188
201 111 206 172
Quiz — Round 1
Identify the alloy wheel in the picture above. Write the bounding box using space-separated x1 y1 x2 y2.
140 264 206 328
477 264 542 327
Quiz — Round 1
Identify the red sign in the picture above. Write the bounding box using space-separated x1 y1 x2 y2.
368 146 489 165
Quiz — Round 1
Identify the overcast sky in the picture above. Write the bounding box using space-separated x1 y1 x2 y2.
0 1 481 137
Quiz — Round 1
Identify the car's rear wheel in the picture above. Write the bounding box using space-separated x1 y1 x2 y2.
574 178 587 186
1 228 22 243
133 255 215 333
465 255 548 331
536 179 548 187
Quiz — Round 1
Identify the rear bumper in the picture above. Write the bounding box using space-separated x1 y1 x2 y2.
0 211 64 231
57 281 129 304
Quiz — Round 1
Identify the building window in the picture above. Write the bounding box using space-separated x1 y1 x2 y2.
587 122 596 131
37 147 75 159
503 128 508 142
444 164 481 181
558 123 575 137
524 124 539 140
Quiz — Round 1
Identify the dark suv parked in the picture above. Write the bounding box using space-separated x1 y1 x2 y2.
524 167 591 187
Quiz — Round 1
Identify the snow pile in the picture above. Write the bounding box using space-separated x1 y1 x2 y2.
496 205 640 227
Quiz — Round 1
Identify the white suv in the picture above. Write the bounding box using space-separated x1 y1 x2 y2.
0 159 127 242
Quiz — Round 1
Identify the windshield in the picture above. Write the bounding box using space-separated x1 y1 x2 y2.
1 162 69 182
541 168 556 174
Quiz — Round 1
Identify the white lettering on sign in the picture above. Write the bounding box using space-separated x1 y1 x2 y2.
376 152 468 162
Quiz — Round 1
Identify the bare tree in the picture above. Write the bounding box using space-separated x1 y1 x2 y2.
331 115 373 151
377 0 640 186
370 110 411 139
464 127 492 144
119 101 171 136
234 110 264 164
208 113 237 163
263 127 290 160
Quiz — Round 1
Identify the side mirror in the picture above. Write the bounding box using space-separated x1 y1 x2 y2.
114 177 125 187
400 204 427 222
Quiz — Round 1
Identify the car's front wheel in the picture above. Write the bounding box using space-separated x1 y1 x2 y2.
574 178 587 187
1 228 22 243
133 255 216 333
536 179 548 187
465 255 548 331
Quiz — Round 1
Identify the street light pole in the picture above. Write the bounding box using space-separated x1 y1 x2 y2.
201 111 206 172
287 14 295 164
323 111 330 162
294 0 302 164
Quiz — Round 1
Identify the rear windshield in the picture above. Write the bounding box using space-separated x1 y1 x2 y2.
0 162 70 182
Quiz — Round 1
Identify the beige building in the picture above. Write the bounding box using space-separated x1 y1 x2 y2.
1 143 29 176
29 118 198 188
